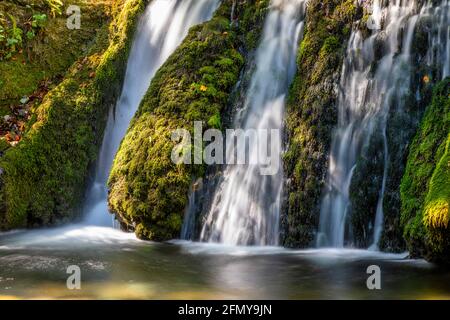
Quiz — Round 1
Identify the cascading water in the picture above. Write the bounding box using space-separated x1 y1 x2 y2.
83 0 221 226
318 0 419 248
317 0 450 249
199 0 306 246
421 0 450 78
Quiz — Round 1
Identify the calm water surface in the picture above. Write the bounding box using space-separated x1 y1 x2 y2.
0 226 449 299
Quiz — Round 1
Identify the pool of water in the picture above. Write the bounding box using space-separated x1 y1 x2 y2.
0 225 449 299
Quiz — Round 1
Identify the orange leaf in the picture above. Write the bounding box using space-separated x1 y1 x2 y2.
18 121 25 131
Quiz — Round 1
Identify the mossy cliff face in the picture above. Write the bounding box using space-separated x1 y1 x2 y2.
0 0 113 108
282 0 360 247
0 0 118 149
108 0 270 241
0 0 148 229
401 78 450 263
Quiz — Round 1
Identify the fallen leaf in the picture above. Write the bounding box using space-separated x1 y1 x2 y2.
5 133 12 142
17 121 25 131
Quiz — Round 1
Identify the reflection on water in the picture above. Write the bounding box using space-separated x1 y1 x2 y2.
0 227 449 299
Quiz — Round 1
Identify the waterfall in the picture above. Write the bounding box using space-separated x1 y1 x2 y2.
200 0 307 246
421 0 450 79
317 0 450 249
318 0 419 248
83 0 221 226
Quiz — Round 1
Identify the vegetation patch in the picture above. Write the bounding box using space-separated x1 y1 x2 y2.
0 0 148 229
401 77 450 263
0 0 115 150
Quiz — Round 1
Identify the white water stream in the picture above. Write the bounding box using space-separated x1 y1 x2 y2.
200 0 307 245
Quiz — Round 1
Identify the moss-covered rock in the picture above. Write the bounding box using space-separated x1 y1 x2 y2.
0 0 148 229
108 0 270 241
423 134 450 260
401 77 450 263
281 0 361 247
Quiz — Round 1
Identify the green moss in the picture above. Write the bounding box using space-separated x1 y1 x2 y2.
0 0 148 229
0 59 43 106
282 0 360 247
238 0 269 50
424 135 450 230
320 36 340 57
207 113 222 130
400 77 450 263
108 0 269 241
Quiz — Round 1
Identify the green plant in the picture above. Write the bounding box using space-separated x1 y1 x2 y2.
25 13 48 40
0 25 5 60
0 26 5 41
32 13 48 28
5 14 23 58
0 7 49 60
45 0 64 18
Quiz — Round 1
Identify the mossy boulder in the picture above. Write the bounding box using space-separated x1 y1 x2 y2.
0 0 148 229
108 0 269 241
282 0 361 247
423 134 450 260
401 77 450 263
